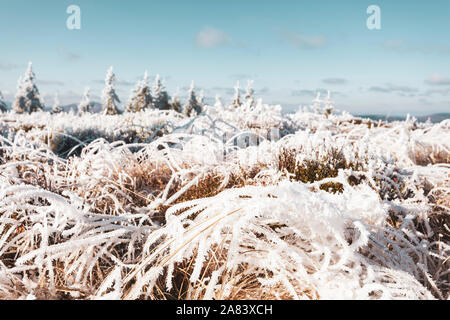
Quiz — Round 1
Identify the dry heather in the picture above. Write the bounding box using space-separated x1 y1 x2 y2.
0 104 449 300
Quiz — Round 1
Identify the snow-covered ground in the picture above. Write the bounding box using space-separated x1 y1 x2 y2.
0 101 449 300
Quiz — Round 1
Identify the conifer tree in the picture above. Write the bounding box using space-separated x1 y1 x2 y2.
312 92 322 114
244 80 255 107
78 87 92 114
214 94 223 109
168 87 182 113
324 90 335 117
126 71 152 112
198 89 205 107
13 62 44 114
101 66 121 115
0 91 7 113
12 77 25 113
52 93 62 114
183 81 202 117
232 81 241 108
151 74 170 110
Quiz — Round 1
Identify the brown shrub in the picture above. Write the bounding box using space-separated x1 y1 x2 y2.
278 148 365 193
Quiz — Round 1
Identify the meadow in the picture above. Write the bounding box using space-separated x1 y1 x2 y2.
0 94 449 300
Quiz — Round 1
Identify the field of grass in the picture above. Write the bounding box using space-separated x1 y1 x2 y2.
0 103 449 300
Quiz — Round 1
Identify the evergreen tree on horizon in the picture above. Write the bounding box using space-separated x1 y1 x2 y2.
168 87 182 113
101 66 121 115
324 90 335 117
78 87 92 114
13 62 44 114
126 71 152 112
52 93 62 114
232 81 241 108
244 80 255 108
183 81 202 117
0 91 7 113
214 94 223 109
151 74 170 110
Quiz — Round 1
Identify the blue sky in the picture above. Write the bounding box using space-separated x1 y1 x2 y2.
0 0 449 115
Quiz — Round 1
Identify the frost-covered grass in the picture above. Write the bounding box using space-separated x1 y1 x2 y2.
0 103 449 300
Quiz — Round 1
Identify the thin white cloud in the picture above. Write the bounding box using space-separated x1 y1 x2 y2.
229 73 258 81
195 27 232 48
117 79 136 86
322 78 348 85
382 40 450 55
38 80 65 86
292 88 342 97
282 31 327 49
368 84 418 95
421 88 450 96
425 73 450 86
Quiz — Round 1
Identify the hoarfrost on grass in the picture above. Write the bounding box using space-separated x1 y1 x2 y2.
0 101 448 300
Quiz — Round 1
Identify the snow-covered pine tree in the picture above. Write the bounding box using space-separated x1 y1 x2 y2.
52 93 62 114
126 71 152 112
232 81 241 108
12 77 25 113
101 66 121 115
0 91 7 113
244 80 255 107
126 89 136 113
214 94 223 109
13 62 44 114
198 89 205 107
324 90 334 117
78 87 92 114
183 81 202 117
312 92 322 114
151 74 170 110
168 87 182 113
